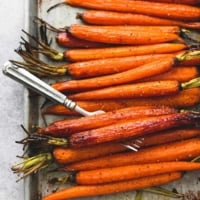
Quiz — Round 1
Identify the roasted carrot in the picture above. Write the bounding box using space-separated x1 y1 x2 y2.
53 127 200 164
42 172 182 200
42 88 200 116
78 10 200 29
75 161 200 185
64 138 200 171
68 79 200 100
140 0 200 5
141 66 199 83
52 50 200 92
65 0 200 21
52 56 175 92
67 54 173 79
53 143 127 164
68 24 180 45
56 32 110 48
68 112 200 148
65 43 186 62
39 105 178 136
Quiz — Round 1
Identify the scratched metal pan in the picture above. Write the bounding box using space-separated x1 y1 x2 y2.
23 1 200 200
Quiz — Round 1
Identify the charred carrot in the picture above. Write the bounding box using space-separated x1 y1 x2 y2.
42 88 200 116
68 78 200 100
141 66 199 83
53 127 200 164
65 0 200 21
38 105 178 136
78 10 200 29
68 112 200 148
42 172 181 200
68 24 180 45
56 32 110 48
65 138 200 171
75 161 200 185
65 43 186 62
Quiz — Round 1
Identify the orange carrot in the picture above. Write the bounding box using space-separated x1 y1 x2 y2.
64 138 200 171
65 43 186 62
42 172 181 200
53 143 127 164
66 0 200 21
53 127 200 164
68 24 180 45
68 80 182 100
141 66 199 83
52 56 175 92
39 105 178 136
140 0 200 5
56 32 110 48
68 112 200 148
78 10 200 29
67 54 173 79
42 88 200 116
75 161 200 185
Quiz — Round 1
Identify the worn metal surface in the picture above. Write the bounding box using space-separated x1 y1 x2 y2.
24 1 200 200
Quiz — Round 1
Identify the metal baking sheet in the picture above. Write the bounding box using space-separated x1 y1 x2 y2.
23 1 200 200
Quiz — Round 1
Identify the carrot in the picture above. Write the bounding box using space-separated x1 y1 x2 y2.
39 105 178 136
141 66 199 83
42 88 200 116
65 43 186 62
68 24 180 45
53 143 127 164
139 0 200 5
56 32 110 48
65 0 200 21
53 127 200 164
75 161 200 185
52 56 175 92
68 79 200 100
67 53 174 79
68 112 200 148
64 138 200 171
78 10 200 29
42 172 181 200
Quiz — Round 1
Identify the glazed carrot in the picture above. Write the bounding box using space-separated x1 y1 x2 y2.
78 10 200 29
53 143 127 164
39 105 178 136
68 80 182 100
52 56 175 92
75 161 200 185
42 88 200 115
141 66 199 83
56 32 110 48
53 127 200 164
65 43 186 62
62 54 173 79
140 0 200 5
65 0 200 21
68 24 180 45
42 172 181 200
65 138 200 171
68 112 200 148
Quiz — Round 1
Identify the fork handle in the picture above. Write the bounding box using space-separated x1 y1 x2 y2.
2 62 79 112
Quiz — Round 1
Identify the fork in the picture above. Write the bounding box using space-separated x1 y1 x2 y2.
3 61 142 150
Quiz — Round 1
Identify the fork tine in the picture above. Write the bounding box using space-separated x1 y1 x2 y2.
120 143 139 151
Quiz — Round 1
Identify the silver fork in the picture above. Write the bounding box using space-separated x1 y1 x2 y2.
3 61 142 151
